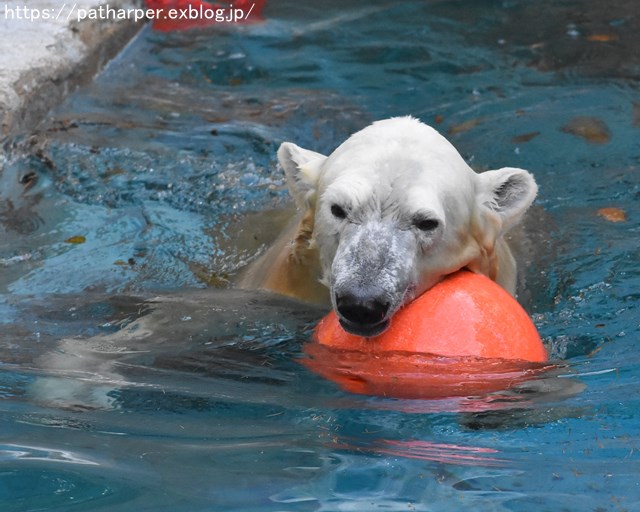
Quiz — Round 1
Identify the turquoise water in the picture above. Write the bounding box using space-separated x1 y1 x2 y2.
1 0 640 510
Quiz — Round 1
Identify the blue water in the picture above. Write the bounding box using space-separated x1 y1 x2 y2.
1 0 640 510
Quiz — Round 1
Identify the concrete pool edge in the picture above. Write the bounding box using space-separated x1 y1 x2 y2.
0 0 144 141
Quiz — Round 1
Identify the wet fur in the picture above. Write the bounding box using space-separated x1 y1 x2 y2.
238 117 537 326
238 208 328 303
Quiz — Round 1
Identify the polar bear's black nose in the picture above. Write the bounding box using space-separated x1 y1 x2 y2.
335 293 390 327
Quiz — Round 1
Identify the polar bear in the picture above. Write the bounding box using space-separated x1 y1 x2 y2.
239 117 537 337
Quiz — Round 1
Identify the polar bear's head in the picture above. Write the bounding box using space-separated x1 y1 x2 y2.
279 117 537 337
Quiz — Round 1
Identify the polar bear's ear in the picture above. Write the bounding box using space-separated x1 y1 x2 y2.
478 167 538 233
278 142 327 209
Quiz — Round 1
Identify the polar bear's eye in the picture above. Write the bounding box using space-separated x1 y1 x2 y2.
330 204 348 220
413 217 439 232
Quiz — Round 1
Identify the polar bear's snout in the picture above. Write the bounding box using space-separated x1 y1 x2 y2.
334 291 391 337
329 220 417 337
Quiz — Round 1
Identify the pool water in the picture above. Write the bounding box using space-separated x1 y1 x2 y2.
1 0 640 510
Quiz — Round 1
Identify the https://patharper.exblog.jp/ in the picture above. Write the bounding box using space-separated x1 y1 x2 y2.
2 2 257 24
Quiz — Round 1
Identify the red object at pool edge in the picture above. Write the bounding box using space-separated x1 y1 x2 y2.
145 0 265 31
302 270 548 399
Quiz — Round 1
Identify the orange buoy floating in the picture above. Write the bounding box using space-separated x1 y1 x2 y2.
302 270 549 399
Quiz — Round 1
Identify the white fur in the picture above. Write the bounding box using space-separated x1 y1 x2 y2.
242 117 538 335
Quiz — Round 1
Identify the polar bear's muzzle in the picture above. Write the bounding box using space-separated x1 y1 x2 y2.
335 291 391 337
329 221 416 337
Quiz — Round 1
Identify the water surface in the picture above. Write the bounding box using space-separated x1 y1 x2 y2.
1 0 640 510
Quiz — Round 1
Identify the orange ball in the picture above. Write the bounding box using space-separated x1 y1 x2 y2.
302 270 549 399
315 270 546 361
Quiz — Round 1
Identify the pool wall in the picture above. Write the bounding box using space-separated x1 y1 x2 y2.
0 0 142 140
